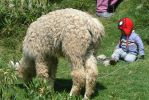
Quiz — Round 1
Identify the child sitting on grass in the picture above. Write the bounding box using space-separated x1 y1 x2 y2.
110 17 145 65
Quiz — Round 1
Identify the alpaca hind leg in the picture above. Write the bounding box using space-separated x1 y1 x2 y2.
62 31 89 96
84 54 98 99
69 57 86 96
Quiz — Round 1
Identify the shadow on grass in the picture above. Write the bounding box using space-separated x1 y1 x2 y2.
54 78 72 92
11 78 106 99
48 0 63 4
54 78 107 98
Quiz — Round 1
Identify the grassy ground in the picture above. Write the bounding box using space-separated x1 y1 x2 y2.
0 0 149 99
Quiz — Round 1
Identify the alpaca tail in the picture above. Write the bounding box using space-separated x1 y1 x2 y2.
87 18 105 44
86 17 105 54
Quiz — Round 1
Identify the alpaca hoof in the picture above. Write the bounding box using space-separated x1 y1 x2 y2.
83 95 89 100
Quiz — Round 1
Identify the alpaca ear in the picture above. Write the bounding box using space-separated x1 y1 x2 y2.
9 60 19 70
15 62 19 68
9 60 15 68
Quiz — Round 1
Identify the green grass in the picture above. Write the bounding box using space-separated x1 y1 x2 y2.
0 0 149 99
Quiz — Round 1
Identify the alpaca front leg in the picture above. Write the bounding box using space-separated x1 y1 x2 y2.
84 55 98 100
70 68 85 96
36 60 49 79
35 57 55 91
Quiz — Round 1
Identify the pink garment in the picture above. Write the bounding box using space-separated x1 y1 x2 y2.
96 0 118 13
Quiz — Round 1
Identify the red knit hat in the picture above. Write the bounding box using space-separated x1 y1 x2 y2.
118 17 134 36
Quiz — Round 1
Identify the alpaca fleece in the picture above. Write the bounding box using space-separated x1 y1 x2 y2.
17 8 105 99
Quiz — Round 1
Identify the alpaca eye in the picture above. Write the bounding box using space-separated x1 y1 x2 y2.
119 21 123 26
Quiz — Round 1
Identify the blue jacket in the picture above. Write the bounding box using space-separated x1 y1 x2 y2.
116 30 144 55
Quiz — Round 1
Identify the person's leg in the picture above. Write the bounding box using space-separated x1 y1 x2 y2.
96 0 113 18
96 0 109 13
110 48 127 65
110 0 118 5
108 0 122 12
111 48 126 61
124 54 137 62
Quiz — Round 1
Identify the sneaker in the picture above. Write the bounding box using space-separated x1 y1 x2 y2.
109 58 117 65
96 12 113 18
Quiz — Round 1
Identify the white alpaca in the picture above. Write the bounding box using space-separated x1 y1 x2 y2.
11 8 105 99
